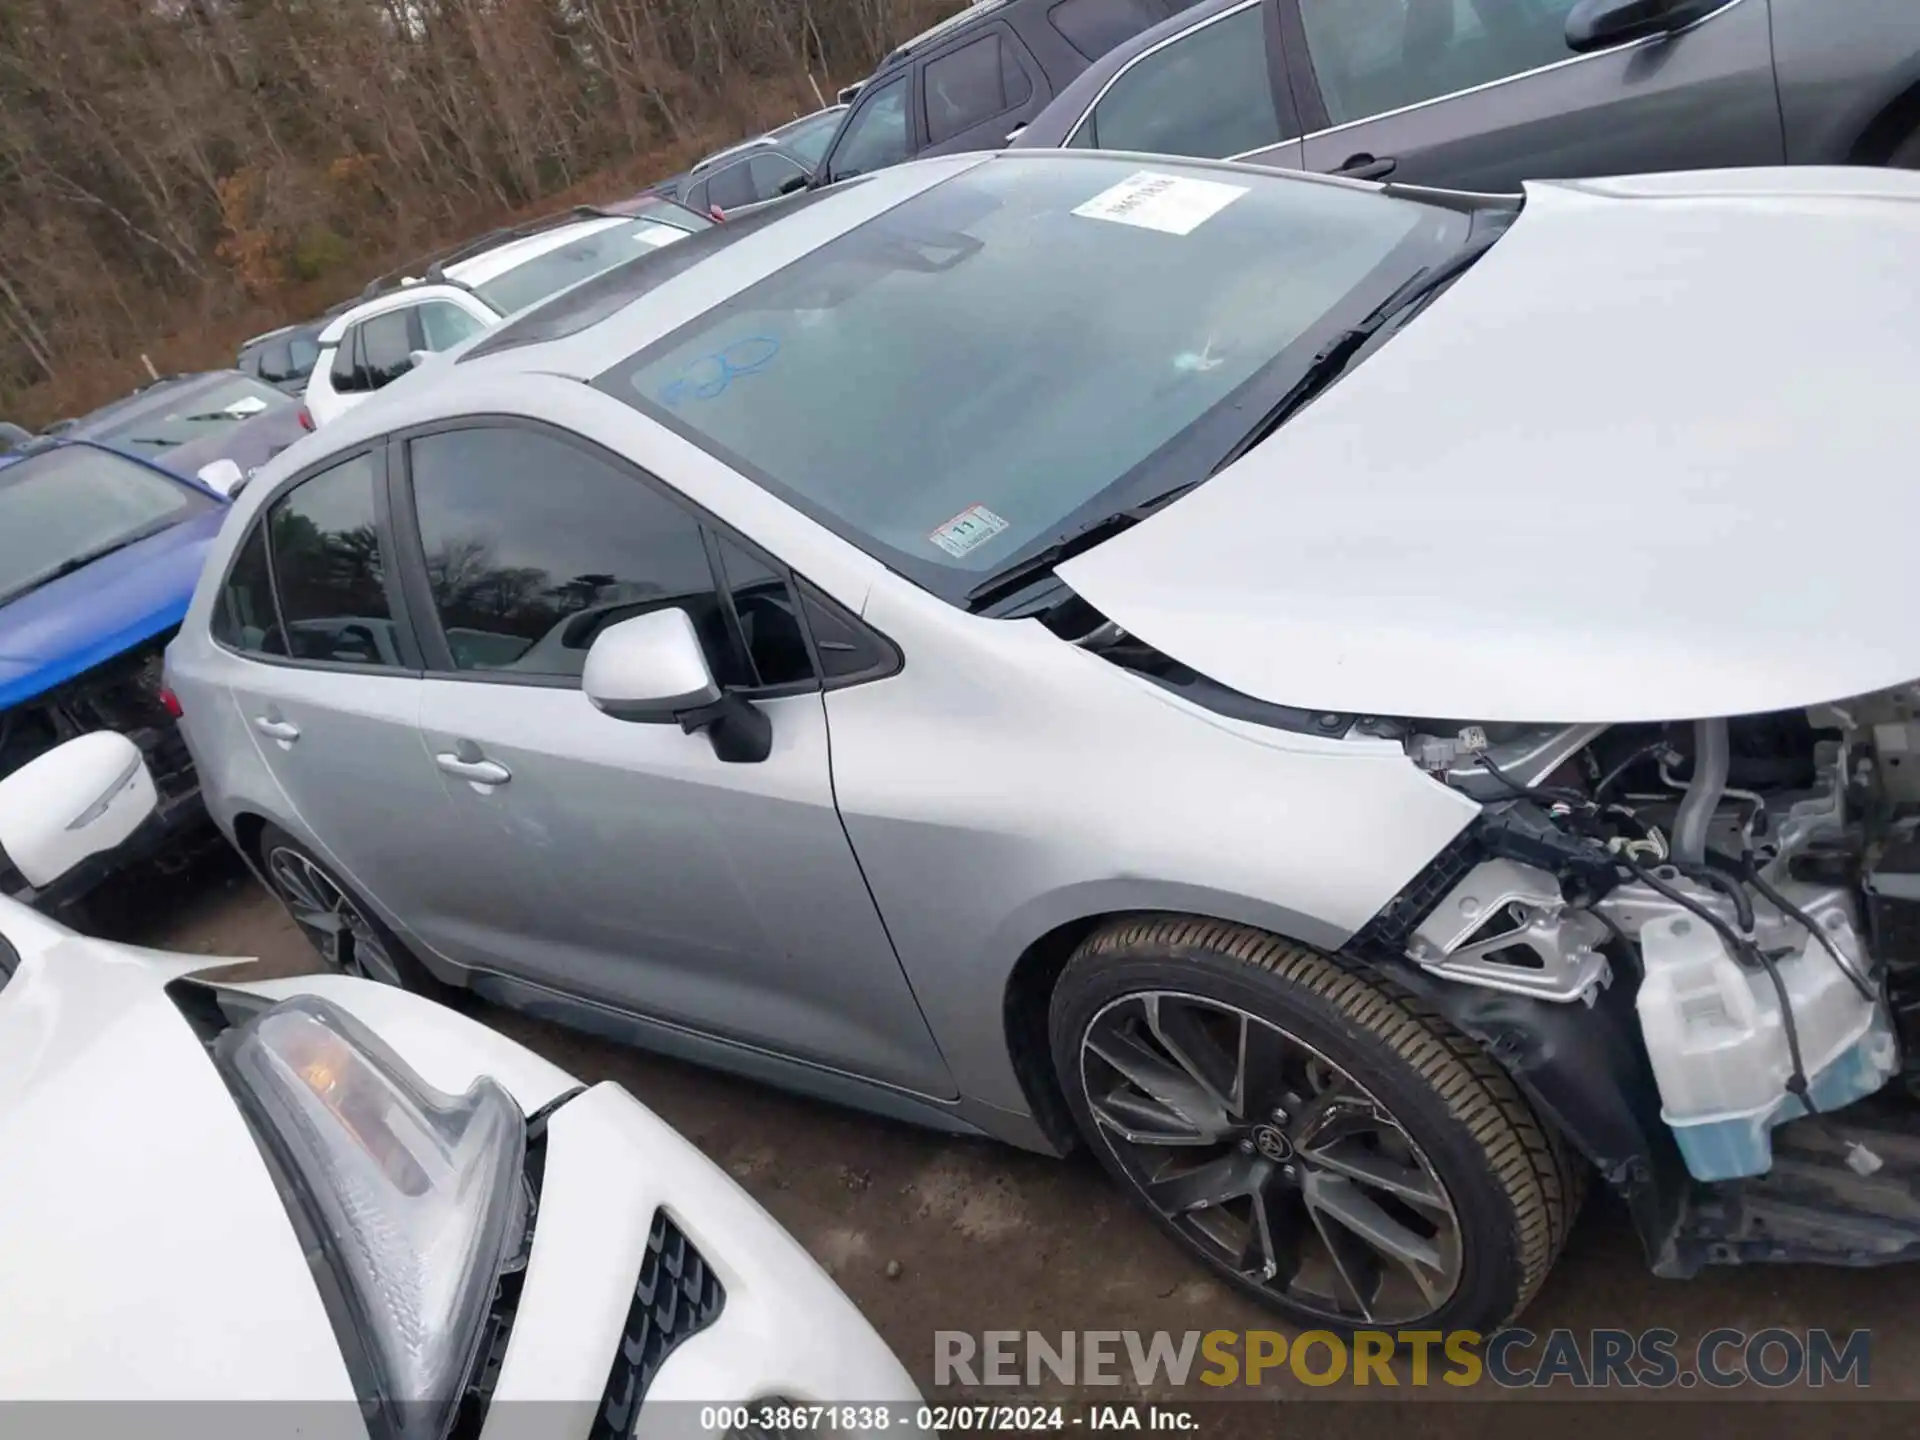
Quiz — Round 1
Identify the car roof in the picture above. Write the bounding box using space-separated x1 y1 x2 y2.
877 0 1013 70
768 104 846 139
315 214 654 343
442 214 635 287
690 134 784 175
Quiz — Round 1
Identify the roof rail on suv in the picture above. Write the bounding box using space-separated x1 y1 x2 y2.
878 0 1009 68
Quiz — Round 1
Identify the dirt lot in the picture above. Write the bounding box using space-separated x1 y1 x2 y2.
93 850 1920 1437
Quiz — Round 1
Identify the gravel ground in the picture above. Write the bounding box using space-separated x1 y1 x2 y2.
87 848 1920 1438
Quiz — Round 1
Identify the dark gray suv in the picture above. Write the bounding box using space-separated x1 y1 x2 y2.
810 0 1210 186
1013 0 1920 191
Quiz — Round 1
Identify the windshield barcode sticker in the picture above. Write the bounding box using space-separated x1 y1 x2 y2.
929 504 1010 558
1072 171 1248 236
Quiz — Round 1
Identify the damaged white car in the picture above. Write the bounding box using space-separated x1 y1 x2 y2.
0 735 917 1429
165 149 1920 1339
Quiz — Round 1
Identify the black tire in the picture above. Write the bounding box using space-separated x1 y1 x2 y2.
1049 917 1584 1336
256 822 457 1001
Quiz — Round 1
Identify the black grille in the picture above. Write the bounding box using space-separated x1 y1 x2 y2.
589 1209 725 1440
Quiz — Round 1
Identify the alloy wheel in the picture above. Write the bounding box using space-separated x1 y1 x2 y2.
266 846 404 987
1079 989 1462 1325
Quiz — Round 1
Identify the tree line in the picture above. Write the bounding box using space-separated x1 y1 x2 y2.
0 0 955 421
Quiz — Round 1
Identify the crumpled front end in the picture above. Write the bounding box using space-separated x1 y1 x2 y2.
1370 688 1920 1190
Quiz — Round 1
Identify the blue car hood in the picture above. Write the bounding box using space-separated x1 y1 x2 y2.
0 506 225 710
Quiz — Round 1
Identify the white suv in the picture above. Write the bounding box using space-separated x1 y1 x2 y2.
305 205 709 427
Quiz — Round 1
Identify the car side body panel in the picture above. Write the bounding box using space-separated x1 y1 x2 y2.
1772 0 1920 163
1288 0 1782 192
831 576 1479 1118
173 366 1476 1145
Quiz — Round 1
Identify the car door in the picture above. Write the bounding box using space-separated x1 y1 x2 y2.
1061 0 1306 169
214 447 448 914
1286 0 1782 190
917 25 1044 156
391 420 956 1097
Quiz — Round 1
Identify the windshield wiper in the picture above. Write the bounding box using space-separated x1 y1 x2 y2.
1210 236 1499 476
963 481 1201 612
0 519 180 608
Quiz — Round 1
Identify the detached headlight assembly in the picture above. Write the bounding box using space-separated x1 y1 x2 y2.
218 997 528 1440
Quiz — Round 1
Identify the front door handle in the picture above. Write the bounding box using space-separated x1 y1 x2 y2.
253 715 300 743
1335 153 1398 181
436 752 512 786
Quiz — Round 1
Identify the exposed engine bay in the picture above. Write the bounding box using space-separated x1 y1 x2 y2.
1378 694 1920 1188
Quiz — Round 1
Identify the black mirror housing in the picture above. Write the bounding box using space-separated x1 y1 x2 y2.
677 692 773 764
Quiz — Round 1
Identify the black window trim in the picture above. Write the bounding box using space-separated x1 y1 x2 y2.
208 441 427 678
918 20 1041 148
383 413 898 696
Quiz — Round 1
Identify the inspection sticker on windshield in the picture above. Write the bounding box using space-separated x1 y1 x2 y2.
1072 171 1247 236
929 504 1010 559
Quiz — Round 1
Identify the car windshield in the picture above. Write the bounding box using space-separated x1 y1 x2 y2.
603 155 1466 603
89 376 283 457
771 109 843 168
474 218 700 317
0 446 211 607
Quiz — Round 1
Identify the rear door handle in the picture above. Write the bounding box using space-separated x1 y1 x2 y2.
1335 153 1398 181
252 716 300 743
436 752 512 786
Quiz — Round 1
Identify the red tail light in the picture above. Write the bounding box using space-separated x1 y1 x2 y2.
297 405 315 432
709 204 726 223
158 687 184 719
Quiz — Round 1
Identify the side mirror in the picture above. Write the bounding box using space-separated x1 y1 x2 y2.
0 732 157 888
1565 0 1693 51
583 609 771 763
196 458 247 498
1005 122 1029 144
778 173 809 196
407 349 431 371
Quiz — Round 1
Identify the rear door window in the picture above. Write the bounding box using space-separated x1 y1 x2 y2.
358 310 417 389
267 452 404 667
330 330 364 392
212 522 288 656
923 31 1034 145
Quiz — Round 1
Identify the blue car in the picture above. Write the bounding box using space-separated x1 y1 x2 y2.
0 440 226 905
